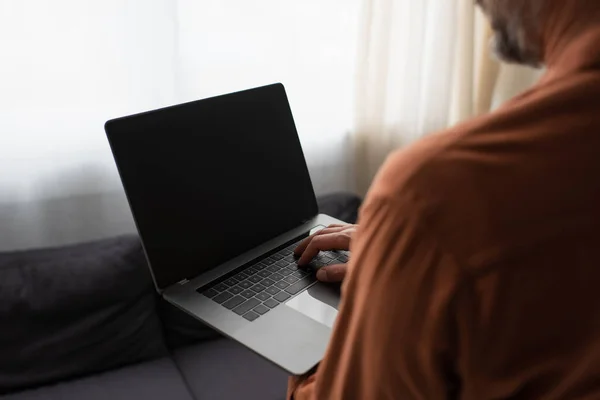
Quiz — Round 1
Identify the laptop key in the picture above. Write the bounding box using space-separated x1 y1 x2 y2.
291 270 308 278
253 304 270 315
263 258 276 266
201 288 218 298
266 265 280 273
258 270 271 278
271 253 284 260
279 268 293 277
223 278 238 287
222 295 246 310
286 264 299 271
248 275 263 284
264 298 279 309
269 272 284 281
255 292 271 301
234 271 249 281
238 280 253 289
265 286 280 296
337 254 349 263
261 278 275 287
213 291 233 304
275 281 290 290
319 254 334 262
274 291 291 302
254 262 267 270
275 260 288 268
241 289 256 299
213 283 228 292
233 298 261 316
283 275 299 284
285 276 316 295
229 286 243 295
243 311 260 322
250 283 266 293
246 267 259 275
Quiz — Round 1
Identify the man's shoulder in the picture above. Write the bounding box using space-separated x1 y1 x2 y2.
367 120 480 206
367 83 600 273
367 86 566 209
365 112 523 270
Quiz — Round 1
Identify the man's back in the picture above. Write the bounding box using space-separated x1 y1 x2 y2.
365 53 600 398
289 22 600 400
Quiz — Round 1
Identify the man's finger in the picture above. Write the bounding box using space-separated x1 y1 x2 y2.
297 233 348 265
294 227 346 256
316 264 347 282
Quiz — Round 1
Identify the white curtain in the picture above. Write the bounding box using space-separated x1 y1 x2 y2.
0 0 362 251
353 0 543 194
0 0 543 251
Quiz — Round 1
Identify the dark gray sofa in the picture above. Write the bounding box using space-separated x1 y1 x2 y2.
0 193 361 400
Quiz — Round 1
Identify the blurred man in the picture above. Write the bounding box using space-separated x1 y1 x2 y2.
289 0 600 398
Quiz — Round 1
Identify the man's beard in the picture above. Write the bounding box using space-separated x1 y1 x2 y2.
489 18 543 68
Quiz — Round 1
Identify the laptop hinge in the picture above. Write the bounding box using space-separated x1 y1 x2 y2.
177 278 190 285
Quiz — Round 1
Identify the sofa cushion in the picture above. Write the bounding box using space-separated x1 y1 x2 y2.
317 192 362 224
1 357 194 400
158 299 222 349
173 338 288 400
0 235 168 394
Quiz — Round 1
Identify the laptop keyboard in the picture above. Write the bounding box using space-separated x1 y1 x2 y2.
197 238 350 322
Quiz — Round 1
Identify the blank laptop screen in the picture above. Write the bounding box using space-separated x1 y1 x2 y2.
106 84 318 289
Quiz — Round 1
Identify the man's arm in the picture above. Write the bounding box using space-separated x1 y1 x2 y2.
288 195 464 399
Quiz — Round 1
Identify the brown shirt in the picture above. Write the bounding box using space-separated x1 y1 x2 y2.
288 24 600 400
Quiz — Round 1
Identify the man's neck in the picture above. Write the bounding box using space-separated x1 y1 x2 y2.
541 1 600 69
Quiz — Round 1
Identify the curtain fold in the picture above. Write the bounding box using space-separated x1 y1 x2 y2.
353 0 542 195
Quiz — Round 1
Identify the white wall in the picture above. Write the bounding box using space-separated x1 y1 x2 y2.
0 0 361 251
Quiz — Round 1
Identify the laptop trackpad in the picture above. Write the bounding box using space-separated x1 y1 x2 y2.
285 283 340 328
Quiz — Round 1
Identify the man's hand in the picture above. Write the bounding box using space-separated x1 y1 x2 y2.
294 224 357 283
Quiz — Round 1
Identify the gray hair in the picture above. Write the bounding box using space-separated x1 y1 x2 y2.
486 0 545 67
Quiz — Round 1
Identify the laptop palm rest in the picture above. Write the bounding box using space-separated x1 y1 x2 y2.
237 294 334 375
285 283 340 328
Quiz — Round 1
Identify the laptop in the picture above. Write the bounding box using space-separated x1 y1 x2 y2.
105 83 346 375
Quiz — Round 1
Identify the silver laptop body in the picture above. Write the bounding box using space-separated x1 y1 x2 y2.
105 83 343 375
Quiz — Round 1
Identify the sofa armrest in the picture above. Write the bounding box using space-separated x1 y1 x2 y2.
0 235 168 394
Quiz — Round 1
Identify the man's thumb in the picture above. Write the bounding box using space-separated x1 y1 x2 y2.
316 264 347 282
